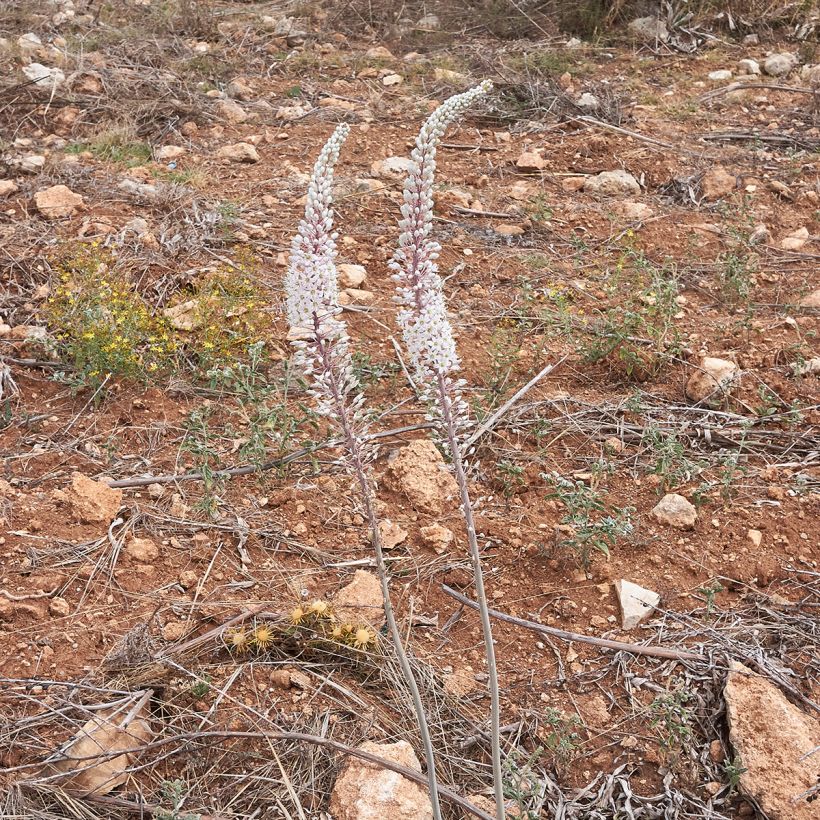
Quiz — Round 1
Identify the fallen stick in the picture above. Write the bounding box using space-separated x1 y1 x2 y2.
105 423 435 489
442 584 706 662
463 357 566 451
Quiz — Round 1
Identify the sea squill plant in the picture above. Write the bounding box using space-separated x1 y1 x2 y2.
390 81 506 820
284 124 444 819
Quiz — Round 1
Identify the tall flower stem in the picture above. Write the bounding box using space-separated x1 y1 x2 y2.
390 81 505 820
312 326 444 820
437 376 504 820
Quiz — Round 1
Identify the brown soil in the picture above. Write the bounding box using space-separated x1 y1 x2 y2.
1 3 818 818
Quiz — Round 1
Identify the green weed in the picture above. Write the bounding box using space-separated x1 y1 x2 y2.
545 473 634 571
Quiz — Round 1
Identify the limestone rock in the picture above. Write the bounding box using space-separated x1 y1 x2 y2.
780 227 809 251
583 170 640 197
0 180 19 197
707 69 732 81
371 156 414 178
365 46 394 60
763 53 797 77
737 58 760 75
329 740 432 820
799 288 820 308
378 519 408 550
611 200 654 221
515 151 546 172
125 537 160 563
215 98 248 124
217 142 259 163
651 493 697 530
700 166 736 201
615 579 660 629
685 357 737 404
386 440 458 513
49 597 71 618
338 263 367 288
35 185 84 218
419 523 454 554
628 17 668 42
724 662 819 820
155 145 185 161
22 62 65 89
334 570 385 628
56 473 123 525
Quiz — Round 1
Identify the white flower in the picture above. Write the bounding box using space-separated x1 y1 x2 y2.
391 82 492 382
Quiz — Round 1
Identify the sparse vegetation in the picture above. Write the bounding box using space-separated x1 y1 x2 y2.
1 5 817 820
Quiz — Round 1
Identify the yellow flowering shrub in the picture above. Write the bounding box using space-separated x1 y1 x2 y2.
45 243 176 390
173 252 274 369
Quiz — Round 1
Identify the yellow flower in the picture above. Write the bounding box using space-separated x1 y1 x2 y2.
352 627 375 650
251 623 275 651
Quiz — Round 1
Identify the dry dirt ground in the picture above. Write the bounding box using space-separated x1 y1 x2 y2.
0 2 819 819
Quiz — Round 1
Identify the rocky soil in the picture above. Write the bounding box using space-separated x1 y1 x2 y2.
0 2 818 819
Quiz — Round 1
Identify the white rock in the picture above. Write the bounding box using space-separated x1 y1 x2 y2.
329 740 432 820
371 156 414 178
747 529 763 548
217 142 259 163
615 579 661 630
416 14 440 30
737 58 761 75
708 69 733 81
215 98 248 124
275 104 307 121
0 180 19 197
338 263 367 288
34 184 83 218
763 53 797 77
779 226 809 251
685 357 737 404
155 145 185 161
576 92 600 110
23 63 66 89
628 17 668 42
651 493 697 530
17 154 46 174
583 169 640 197
382 73 403 86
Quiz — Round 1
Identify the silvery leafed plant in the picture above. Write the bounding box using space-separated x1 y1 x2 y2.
284 81 505 820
